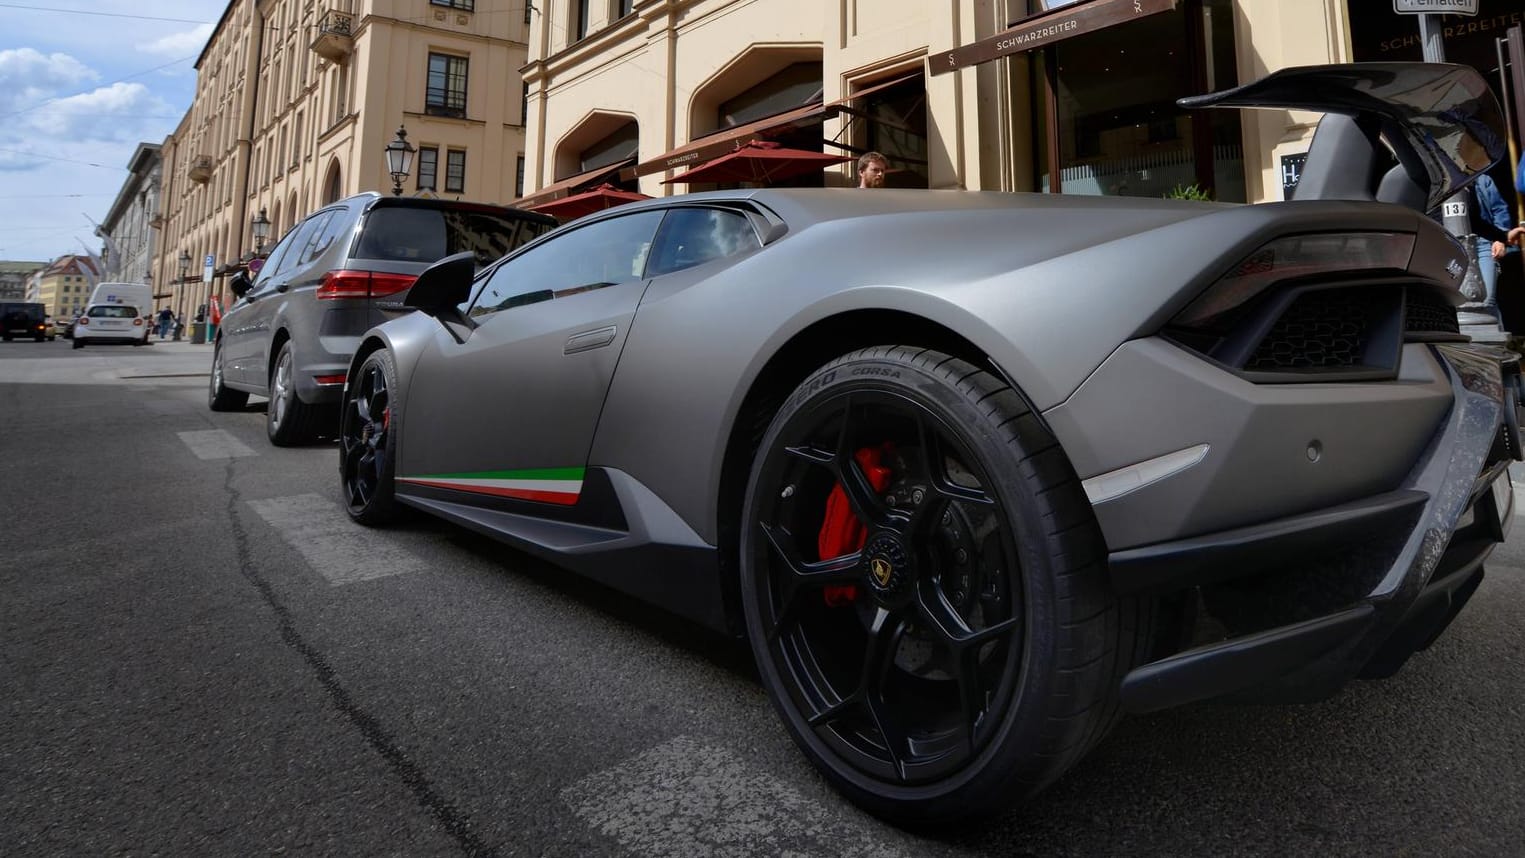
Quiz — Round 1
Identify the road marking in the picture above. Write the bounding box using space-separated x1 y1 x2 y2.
562 735 909 858
247 493 425 586
179 429 257 459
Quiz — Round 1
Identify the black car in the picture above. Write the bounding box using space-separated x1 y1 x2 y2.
209 192 556 445
0 302 47 342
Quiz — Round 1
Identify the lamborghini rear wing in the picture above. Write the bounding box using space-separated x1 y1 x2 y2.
1180 63 1505 212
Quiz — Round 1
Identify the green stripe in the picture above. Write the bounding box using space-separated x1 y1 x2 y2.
411 467 585 481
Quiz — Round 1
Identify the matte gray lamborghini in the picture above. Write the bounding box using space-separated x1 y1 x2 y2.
338 63 1524 824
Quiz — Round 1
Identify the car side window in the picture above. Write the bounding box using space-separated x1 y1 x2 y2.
250 226 303 290
260 215 330 287
469 210 665 319
645 207 761 277
293 211 341 267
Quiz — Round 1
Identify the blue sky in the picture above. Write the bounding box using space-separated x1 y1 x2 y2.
0 0 227 263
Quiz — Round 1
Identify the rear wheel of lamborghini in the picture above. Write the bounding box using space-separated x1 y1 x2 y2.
740 346 1138 825
340 349 402 526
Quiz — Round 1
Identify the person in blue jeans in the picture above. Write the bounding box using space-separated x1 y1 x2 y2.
1471 173 1515 314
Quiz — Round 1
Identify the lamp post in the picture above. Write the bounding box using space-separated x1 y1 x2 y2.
251 207 271 254
176 250 191 341
385 125 415 195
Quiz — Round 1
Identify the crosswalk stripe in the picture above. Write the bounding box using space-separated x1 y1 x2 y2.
178 429 256 460
562 735 908 858
247 493 425 586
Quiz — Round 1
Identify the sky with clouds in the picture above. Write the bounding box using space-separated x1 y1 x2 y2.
0 0 227 263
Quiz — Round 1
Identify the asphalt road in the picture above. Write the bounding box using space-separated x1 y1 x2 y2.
2 337 1523 857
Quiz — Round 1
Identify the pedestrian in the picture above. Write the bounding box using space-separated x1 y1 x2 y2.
857 151 888 189
157 306 174 339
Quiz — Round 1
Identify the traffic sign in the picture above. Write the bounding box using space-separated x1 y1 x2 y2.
203 253 214 284
1393 0 1478 16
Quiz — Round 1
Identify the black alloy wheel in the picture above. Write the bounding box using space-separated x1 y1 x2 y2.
740 347 1137 825
340 349 402 525
208 339 249 411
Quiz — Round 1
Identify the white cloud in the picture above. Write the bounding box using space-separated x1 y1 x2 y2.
138 24 215 59
19 82 173 143
0 48 100 116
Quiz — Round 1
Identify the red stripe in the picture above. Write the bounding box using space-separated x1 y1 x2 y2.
401 478 580 505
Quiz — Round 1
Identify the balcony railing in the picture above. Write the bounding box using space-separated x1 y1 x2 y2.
312 10 356 63
188 155 214 184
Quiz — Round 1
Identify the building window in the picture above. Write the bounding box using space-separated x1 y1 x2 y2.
417 147 439 192
446 150 466 193
431 0 474 9
574 0 590 40
426 53 469 118
614 0 632 18
516 155 525 198
524 0 533 23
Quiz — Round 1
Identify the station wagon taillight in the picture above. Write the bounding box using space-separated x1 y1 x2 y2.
316 270 419 300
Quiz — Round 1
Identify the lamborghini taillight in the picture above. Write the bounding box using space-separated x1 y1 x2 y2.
316 270 418 300
1175 232 1416 329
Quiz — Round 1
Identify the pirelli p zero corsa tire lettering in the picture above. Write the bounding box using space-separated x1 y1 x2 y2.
207 338 248 411
739 346 1142 825
340 348 403 526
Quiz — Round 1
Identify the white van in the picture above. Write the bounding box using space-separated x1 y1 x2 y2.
86 282 155 344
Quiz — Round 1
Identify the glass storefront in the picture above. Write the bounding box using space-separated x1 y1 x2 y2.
1026 0 1244 202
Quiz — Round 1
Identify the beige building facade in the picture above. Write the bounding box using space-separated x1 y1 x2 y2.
152 0 537 321
31 256 100 322
517 0 1523 212
98 144 163 292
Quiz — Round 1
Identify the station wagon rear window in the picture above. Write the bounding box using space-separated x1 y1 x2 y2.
354 207 554 267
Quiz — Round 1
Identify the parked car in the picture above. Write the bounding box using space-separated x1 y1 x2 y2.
60 314 77 339
336 63 1525 825
42 317 56 341
0 301 47 341
72 304 147 347
208 192 557 445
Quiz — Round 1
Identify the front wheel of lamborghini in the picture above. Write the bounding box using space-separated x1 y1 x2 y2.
340 349 403 526
740 347 1139 826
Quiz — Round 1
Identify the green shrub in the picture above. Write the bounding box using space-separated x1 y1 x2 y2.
1165 183 1213 201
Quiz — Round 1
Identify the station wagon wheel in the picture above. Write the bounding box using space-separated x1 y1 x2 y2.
208 338 248 411
340 349 402 525
740 347 1136 825
267 340 322 445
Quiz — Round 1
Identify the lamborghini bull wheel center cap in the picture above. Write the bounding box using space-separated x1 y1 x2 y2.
862 532 913 605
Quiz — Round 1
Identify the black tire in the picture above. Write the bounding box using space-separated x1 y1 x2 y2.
71 338 82 350
740 347 1141 826
266 340 322 446
208 339 249 411
339 349 403 525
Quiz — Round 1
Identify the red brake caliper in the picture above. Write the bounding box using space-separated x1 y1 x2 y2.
817 444 894 606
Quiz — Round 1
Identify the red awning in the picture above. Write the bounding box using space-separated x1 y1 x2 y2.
526 184 652 220
661 141 852 185
512 158 634 209
629 72 921 179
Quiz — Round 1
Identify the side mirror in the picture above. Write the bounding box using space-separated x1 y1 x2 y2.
230 271 253 298
405 251 477 315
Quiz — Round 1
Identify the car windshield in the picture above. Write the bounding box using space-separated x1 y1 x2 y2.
88 305 138 318
353 206 553 266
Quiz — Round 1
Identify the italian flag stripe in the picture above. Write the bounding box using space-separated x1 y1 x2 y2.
399 468 584 506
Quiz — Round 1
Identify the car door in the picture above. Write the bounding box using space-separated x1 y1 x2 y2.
227 211 335 386
399 209 667 504
222 222 304 384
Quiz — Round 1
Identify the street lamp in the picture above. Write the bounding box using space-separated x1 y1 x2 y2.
177 249 192 342
251 207 271 253
384 125 415 195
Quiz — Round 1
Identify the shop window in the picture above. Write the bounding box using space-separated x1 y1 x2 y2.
718 62 822 128
516 155 525 198
860 74 929 189
1033 0 1243 202
431 0 474 9
579 122 638 172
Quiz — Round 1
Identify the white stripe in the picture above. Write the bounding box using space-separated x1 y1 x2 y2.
401 477 582 494
179 429 257 460
562 736 910 858
247 493 425 586
1082 443 1211 505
